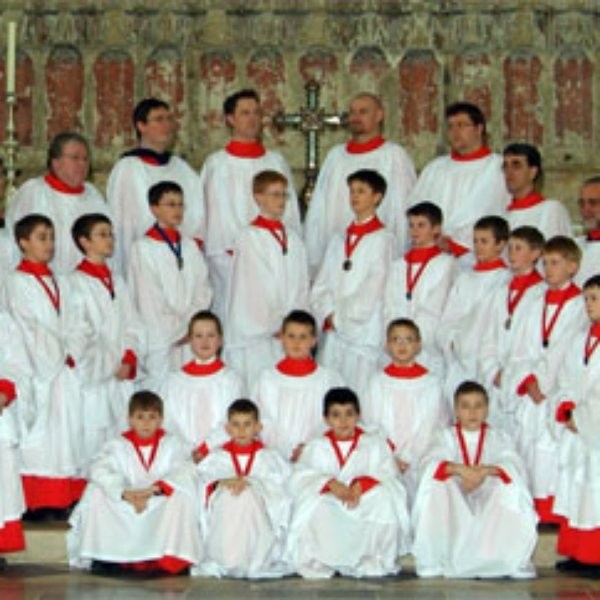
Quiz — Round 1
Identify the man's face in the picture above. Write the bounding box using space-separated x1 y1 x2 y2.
446 112 484 155
226 98 262 141
136 107 174 150
579 183 600 231
502 153 538 197
348 96 383 140
51 141 89 188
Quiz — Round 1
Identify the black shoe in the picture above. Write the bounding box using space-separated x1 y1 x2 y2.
91 560 122 576
556 558 595 572
0 557 7 571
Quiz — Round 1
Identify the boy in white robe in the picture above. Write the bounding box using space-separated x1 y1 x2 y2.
286 387 410 579
253 310 343 462
225 171 309 389
575 176 600 287
551 275 600 572
362 319 449 503
196 399 291 578
4 215 85 513
412 381 538 579
384 202 456 378
502 236 587 523
311 170 394 393
128 181 213 385
68 390 203 575
503 143 572 240
158 311 243 461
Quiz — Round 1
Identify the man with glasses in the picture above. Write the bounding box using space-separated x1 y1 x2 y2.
576 176 600 286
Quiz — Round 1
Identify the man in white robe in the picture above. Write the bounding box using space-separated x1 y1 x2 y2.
575 176 600 287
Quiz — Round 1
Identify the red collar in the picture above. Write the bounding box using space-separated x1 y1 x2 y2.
510 270 543 291
182 359 224 376
405 245 442 264
76 259 111 280
545 282 580 305
145 225 181 243
590 322 600 338
384 363 428 378
222 439 264 455
473 258 507 272
276 357 318 377
44 172 85 195
507 191 545 211
587 229 600 242
17 259 53 277
122 428 165 448
347 215 385 237
252 215 284 232
225 140 266 158
450 146 492 162
346 135 385 154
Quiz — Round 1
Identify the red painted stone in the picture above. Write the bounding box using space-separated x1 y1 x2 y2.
198 49 236 132
452 50 492 121
46 45 84 140
0 50 34 145
94 49 135 147
299 47 338 83
503 50 543 145
350 46 390 79
144 45 184 126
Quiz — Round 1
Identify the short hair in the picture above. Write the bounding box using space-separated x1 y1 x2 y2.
47 132 90 170
346 169 387 198
14 214 54 246
474 215 510 243
227 398 260 421
406 201 443 227
323 387 360 417
454 380 489 406
386 318 421 342
584 274 600 290
543 235 582 264
252 170 288 195
223 89 260 116
282 309 317 336
503 142 543 182
71 213 112 254
446 102 486 133
148 180 183 206
582 175 600 188
133 98 170 140
187 310 223 338
509 225 545 251
128 390 163 416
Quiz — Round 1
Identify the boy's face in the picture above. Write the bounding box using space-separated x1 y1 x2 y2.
508 238 540 275
543 252 578 288
325 402 360 440
128 409 163 439
190 319 222 361
409 215 439 247
20 224 55 263
281 322 316 360
386 325 421 365
454 391 488 431
446 112 483 155
226 98 262 141
80 222 114 261
502 153 537 197
226 412 261 446
473 228 504 263
584 286 600 323
254 182 287 220
349 180 381 221
150 191 184 229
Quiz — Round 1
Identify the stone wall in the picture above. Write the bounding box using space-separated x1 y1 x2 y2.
0 0 598 222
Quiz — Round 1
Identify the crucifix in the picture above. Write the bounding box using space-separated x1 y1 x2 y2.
273 80 347 217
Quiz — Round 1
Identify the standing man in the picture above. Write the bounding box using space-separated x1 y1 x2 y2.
107 98 204 276
304 92 416 276
198 89 301 321
408 102 509 264
576 175 600 286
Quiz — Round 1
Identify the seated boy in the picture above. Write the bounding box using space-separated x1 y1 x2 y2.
411 381 538 579
67 390 203 575
225 170 309 389
286 387 410 579
197 399 291 578
128 180 212 384
253 309 343 462
362 319 449 502
311 170 394 393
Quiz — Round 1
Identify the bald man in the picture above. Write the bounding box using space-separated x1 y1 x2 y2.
304 93 416 276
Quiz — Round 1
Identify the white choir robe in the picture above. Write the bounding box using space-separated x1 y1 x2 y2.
68 430 203 571
438 263 510 404
575 235 600 288
0 230 17 285
198 148 301 321
304 140 416 275
157 360 243 455
311 228 393 394
408 152 509 258
507 196 573 240
66 266 147 463
128 234 213 384
196 440 292 578
361 365 450 502
5 176 111 275
252 359 344 460
225 225 309 389
107 155 205 277
502 286 587 508
286 429 411 578
383 250 456 378
411 425 538 579
3 269 86 508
